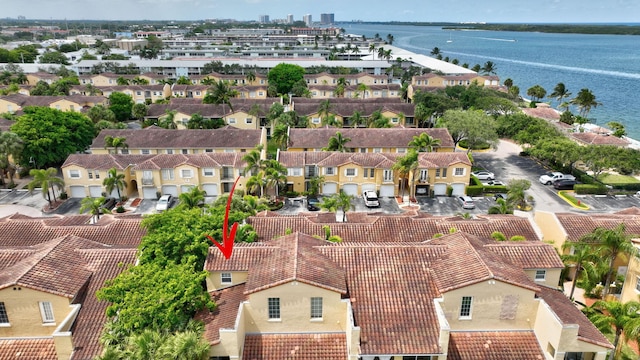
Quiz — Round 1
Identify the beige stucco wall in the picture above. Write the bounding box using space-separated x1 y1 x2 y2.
207 271 249 291
621 244 640 303
244 281 347 333
440 280 538 331
534 211 567 252
524 268 562 289
0 287 71 337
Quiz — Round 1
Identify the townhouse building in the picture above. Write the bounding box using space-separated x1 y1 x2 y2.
407 73 502 100
289 98 415 127
0 94 107 114
69 84 171 104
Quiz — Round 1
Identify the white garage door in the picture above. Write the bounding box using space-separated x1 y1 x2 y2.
69 186 86 198
202 184 218 196
89 186 103 198
342 184 358 196
361 183 376 193
322 182 337 195
433 183 447 196
379 184 395 197
142 187 157 199
451 183 466 196
161 185 178 197
180 185 194 194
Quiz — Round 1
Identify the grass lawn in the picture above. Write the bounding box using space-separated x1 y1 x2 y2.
598 173 640 185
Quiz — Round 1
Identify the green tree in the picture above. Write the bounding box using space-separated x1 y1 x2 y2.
392 150 418 198
506 179 531 211
11 107 95 168
104 136 128 154
487 198 514 214
320 190 354 222
103 167 127 200
583 300 640 360
0 131 23 186
561 242 600 300
571 88 601 118
39 50 70 65
202 80 238 110
80 196 108 223
87 104 117 123
580 223 639 298
323 131 351 152
408 133 441 152
480 61 497 75
439 109 498 152
108 92 134 122
307 175 325 196
549 82 572 108
607 121 627 138
27 167 64 207
526 84 547 102
132 103 149 121
178 186 207 209
186 114 225 129
271 123 289 150
267 63 305 96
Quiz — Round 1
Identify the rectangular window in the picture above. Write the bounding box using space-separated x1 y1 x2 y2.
435 169 440 178
312 117 321 124
228 118 236 124
397 148 407 153
268 297 280 319
221 272 232 284
205 149 213 153
383 170 393 182
402 357 432 360
442 168 448 177
166 149 174 154
420 169 429 182
39 301 55 323
69 170 80 178
245 118 253 124
120 148 129 154
363 168 373 178
288 168 302 176
141 149 150 155
373 148 382 153
161 169 174 180
345 168 356 177
181 149 188 154
391 117 399 123
94 171 100 179
325 167 335 176
88 170 93 179
203 168 214 177
310 297 323 319
181 169 193 178
535 270 546 281
636 276 640 292
454 168 464 176
0 302 8 324
460 296 473 319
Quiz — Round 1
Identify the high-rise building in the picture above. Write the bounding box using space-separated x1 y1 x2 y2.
320 13 335 25
259 15 270 23
287 14 294 24
303 14 312 27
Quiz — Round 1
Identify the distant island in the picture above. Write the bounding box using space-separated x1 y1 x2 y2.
343 21 640 35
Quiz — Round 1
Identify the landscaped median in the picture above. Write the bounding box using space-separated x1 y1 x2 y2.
558 190 590 210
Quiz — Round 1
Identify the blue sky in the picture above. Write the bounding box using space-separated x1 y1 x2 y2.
2 0 639 23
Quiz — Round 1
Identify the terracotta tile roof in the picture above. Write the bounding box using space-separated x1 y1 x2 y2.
246 213 540 243
132 152 243 170
0 214 144 247
242 333 347 360
428 232 540 293
448 331 545 360
314 152 398 168
554 212 640 242
292 101 412 118
91 126 262 150
570 132 629 147
62 154 154 170
70 248 138 360
196 284 247 345
535 286 613 349
485 242 564 269
205 242 277 272
418 152 471 168
0 338 57 360
521 107 561 121
288 127 454 149
0 248 35 270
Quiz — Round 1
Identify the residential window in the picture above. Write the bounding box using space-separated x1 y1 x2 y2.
88 170 93 179
0 302 8 324
435 169 440 178
310 297 323 319
459 296 473 319
205 149 213 153
363 168 374 178
203 168 214 177
268 298 280 319
419 169 429 182
397 148 407 153
312 117 321 124
245 118 253 124
69 170 80 179
454 168 464 176
535 270 546 281
181 169 193 178
325 167 335 176
288 168 302 176
228 118 236 124
383 170 393 182
224 149 235 153
373 148 382 153
166 149 174 154
345 168 357 177
391 117 399 123
181 149 188 154
636 276 640 292
120 148 129 154
141 149 150 155
39 301 55 323
161 169 174 180
95 171 100 179
221 272 232 284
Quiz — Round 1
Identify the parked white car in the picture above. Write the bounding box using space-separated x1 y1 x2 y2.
539 172 576 185
471 170 495 180
362 190 380 208
156 194 173 212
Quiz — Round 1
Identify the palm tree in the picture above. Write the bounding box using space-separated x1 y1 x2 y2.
0 131 23 186
368 43 377 59
103 167 127 201
571 88 601 118
245 71 256 84
408 133 441 152
179 187 207 209
203 80 238 110
242 148 263 176
584 300 640 360
549 82 572 109
317 99 332 123
104 136 128 154
80 196 108 223
480 61 497 75
356 83 369 99
263 160 287 198
349 110 365 128
307 175 325 196
158 110 178 129
581 223 638 297
323 132 351 152
430 47 441 56
392 150 418 199
271 124 289 150
320 190 354 222
28 168 64 207
561 242 600 300
503 78 513 90
245 174 267 197
487 198 514 215
160 329 210 360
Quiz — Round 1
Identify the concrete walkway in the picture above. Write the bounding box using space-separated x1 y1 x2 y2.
0 204 42 217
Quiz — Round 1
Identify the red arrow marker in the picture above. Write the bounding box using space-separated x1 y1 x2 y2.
206 176 240 259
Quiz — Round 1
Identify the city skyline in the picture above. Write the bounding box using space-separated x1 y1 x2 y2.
2 0 639 23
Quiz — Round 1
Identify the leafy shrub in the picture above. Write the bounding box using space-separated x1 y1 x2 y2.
116 206 125 213
482 185 508 194
284 191 299 198
491 231 507 241
59 191 68 200
446 185 453 197
466 185 484 196
574 184 607 195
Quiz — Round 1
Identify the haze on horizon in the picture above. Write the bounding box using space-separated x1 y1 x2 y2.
2 0 639 23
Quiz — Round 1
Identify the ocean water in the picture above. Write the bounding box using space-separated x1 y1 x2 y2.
347 24 640 139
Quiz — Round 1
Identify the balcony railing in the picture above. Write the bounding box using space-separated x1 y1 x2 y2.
142 177 154 185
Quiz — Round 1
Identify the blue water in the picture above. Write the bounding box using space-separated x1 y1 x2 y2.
347 24 640 138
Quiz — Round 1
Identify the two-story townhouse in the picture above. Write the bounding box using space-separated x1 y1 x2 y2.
304 72 390 87
414 152 472 197
90 126 267 155
407 73 503 101
169 84 209 99
198 230 611 360
287 127 455 153
78 72 130 87
292 101 415 128
0 94 107 114
89 84 171 104
144 102 272 130
26 72 61 86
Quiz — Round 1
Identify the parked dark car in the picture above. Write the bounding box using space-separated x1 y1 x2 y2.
553 179 577 190
101 197 117 210
493 193 508 201
307 197 321 211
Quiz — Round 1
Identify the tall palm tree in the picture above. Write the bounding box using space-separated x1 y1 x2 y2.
571 88 601 118
241 148 263 176
245 174 267 197
584 300 640 360
487 198 514 215
160 329 210 360
28 168 64 207
271 123 289 150
549 82 572 109
317 99 332 123
0 131 23 186
178 187 207 209
408 133 441 152
561 242 600 300
80 196 108 223
349 110 365 128
356 83 369 99
392 150 418 198
481 61 497 75
263 160 287 197
368 43 377 59
323 132 351 152
430 47 441 56
320 190 354 222
103 167 127 201
203 80 239 110
104 136 128 154
581 223 638 297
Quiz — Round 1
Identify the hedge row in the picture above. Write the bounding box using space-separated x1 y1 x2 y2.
574 184 607 195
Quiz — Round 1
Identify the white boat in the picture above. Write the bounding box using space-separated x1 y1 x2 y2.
446 32 453 43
